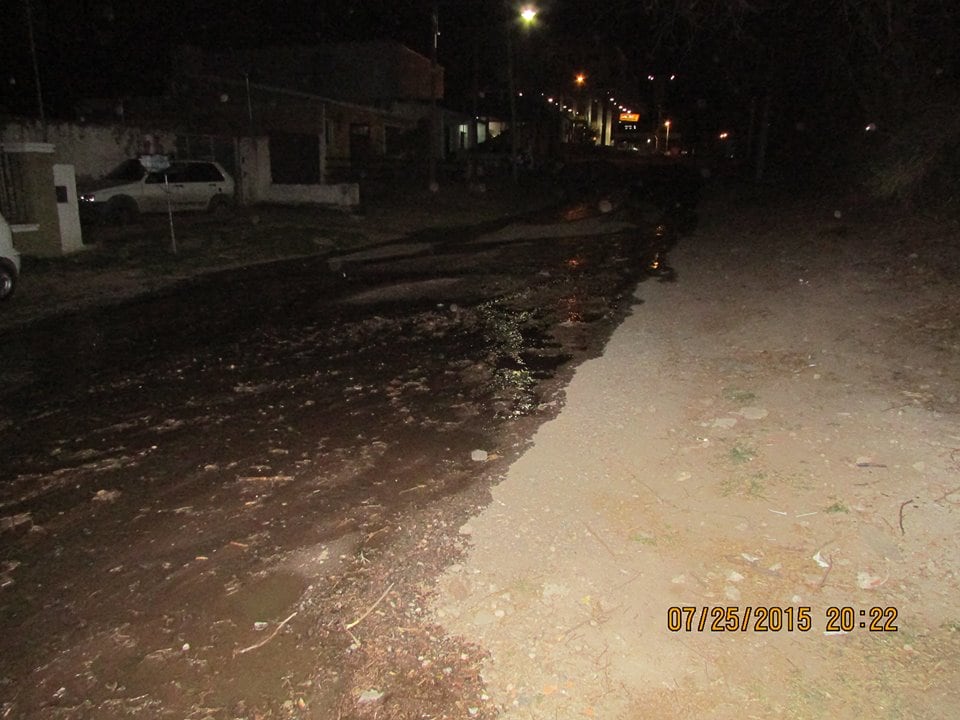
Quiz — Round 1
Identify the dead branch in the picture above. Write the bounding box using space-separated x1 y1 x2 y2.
234 611 298 656
345 582 395 630
898 498 915 535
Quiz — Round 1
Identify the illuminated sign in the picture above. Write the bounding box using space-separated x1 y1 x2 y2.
619 112 640 122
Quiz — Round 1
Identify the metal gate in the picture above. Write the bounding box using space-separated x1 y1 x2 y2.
0 148 32 224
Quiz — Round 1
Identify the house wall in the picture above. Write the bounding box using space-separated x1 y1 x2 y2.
307 42 441 103
238 137 358 208
1 119 177 181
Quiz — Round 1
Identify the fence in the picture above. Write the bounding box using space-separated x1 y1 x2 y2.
0 149 32 224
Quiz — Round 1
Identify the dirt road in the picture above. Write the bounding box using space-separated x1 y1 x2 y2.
431 190 960 719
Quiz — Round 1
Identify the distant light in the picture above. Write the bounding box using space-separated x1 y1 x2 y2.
646 138 652 144
518 91 523 96
719 131 729 140
547 97 553 103
575 73 586 86
670 74 676 81
865 122 877 132
609 97 615 101
648 75 655 81
664 120 671 127
520 5 537 23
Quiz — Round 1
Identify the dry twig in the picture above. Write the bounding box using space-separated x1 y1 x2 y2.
898 498 915 535
345 582 395 630
234 611 298 656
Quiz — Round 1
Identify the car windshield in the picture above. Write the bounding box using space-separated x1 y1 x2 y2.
105 159 147 182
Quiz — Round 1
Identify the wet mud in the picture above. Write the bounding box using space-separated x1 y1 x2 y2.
0 201 681 718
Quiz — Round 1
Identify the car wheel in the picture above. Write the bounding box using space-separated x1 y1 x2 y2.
0 261 17 301
207 195 232 217
108 196 139 226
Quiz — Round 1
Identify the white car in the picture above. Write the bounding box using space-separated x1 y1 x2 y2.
0 211 21 301
79 158 235 224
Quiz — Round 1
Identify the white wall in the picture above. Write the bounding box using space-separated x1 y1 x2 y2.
239 137 359 207
262 183 359 207
2 119 177 181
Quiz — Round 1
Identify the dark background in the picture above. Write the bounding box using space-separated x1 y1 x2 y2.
2 1 958 178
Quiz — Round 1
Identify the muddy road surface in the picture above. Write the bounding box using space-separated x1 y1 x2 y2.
0 199 680 718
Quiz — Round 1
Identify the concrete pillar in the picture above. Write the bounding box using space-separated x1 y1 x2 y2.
237 136 271 204
2 142 83 256
53 164 83 253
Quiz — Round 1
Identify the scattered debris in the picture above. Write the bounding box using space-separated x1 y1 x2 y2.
237 475 294 483
470 449 489 462
856 572 888 590
812 551 831 568
0 513 32 533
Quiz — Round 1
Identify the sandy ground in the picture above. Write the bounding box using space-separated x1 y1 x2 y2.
431 192 960 719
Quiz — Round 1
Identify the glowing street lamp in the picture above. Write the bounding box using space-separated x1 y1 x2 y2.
509 4 538 181
575 73 586 86
664 119 672 150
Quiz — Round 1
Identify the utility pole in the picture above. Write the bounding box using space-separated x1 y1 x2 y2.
468 33 480 182
507 29 518 182
25 0 47 141
428 1 440 192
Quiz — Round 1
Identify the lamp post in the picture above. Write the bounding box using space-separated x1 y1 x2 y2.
508 5 537 182
664 119 671 153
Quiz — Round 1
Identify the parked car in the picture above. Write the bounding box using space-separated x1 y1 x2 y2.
0 211 21 301
79 158 235 224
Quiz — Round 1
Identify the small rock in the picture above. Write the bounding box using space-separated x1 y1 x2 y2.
357 689 384 704
473 610 495 626
93 489 121 503
459 524 474 536
739 407 768 420
710 417 738 428
470 449 488 462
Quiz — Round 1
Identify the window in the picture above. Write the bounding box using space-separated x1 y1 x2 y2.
184 163 224 182
145 163 189 184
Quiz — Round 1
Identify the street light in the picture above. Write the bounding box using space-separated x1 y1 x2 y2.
508 4 538 181
575 73 586 86
664 119 671 152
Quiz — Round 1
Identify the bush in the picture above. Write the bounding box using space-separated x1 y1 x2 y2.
864 101 960 207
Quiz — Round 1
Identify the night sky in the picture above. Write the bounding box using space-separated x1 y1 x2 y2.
2 0 957 149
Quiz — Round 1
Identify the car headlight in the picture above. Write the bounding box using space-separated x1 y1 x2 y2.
79 193 96 203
